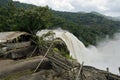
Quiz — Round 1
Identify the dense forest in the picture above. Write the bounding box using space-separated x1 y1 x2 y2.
0 0 120 46
52 11 120 45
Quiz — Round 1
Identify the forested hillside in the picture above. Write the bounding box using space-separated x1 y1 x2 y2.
0 0 120 46
52 11 120 45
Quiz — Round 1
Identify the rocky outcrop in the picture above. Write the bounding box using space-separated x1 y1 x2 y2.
0 54 120 80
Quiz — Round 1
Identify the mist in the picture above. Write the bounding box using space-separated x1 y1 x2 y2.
86 33 120 74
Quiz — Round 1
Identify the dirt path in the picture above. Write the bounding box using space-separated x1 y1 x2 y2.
0 56 49 78
0 59 14 68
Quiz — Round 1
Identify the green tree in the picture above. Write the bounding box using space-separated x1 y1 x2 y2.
14 6 53 34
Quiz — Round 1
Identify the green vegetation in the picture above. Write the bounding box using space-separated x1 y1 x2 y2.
52 11 120 45
0 0 35 9
0 0 120 46
0 2 53 34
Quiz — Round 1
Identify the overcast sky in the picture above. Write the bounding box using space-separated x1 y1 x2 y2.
13 0 120 17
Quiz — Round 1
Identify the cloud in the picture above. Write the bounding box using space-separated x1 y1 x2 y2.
70 0 109 12
13 0 120 17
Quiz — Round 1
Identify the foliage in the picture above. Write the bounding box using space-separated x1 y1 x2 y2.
14 6 53 34
52 11 120 46
34 31 55 54
0 0 120 46
0 1 53 34
0 0 35 9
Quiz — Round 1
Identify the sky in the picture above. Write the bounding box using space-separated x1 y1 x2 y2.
13 0 120 17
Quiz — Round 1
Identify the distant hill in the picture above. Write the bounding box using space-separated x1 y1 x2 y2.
113 16 120 21
0 0 10 6
53 11 120 28
52 10 120 32
0 0 36 9
105 16 120 21
13 1 36 9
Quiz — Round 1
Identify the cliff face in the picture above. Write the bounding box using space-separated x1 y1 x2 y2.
0 54 120 80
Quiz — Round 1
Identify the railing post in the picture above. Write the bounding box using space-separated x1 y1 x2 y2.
106 67 110 80
118 67 120 74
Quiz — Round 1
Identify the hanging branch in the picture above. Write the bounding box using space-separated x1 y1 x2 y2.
34 41 54 72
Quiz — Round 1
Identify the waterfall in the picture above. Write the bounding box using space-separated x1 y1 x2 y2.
37 29 120 74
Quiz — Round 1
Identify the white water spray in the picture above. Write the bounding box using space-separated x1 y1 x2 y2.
37 29 120 74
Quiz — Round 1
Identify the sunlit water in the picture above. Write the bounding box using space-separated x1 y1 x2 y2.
37 29 120 74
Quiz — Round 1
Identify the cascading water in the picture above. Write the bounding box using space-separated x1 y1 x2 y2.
37 29 120 74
